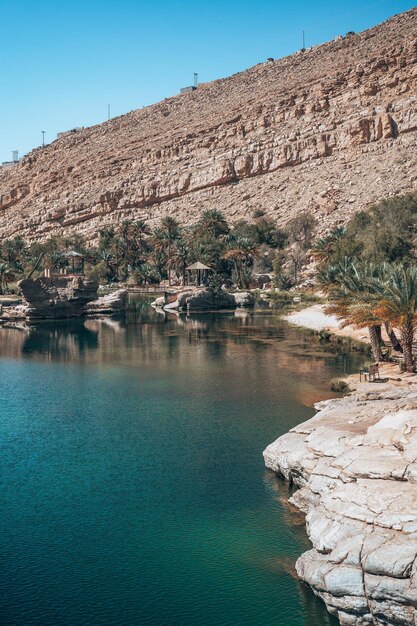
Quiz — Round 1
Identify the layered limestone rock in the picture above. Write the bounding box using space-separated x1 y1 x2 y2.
264 386 417 625
13 278 128 319
1 9 417 241
84 289 128 316
18 276 99 319
152 288 254 311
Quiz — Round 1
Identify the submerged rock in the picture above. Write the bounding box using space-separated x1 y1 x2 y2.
264 387 417 625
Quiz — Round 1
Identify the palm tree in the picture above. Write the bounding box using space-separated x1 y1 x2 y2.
160 217 180 285
0 263 15 294
197 209 230 239
171 239 190 285
372 266 417 372
224 237 259 289
1 236 27 273
132 220 151 260
318 259 384 361
99 249 115 281
312 227 348 263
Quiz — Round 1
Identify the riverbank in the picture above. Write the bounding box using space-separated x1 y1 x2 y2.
265 307 417 625
285 303 371 345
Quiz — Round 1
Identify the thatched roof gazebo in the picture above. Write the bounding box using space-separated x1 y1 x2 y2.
186 262 212 287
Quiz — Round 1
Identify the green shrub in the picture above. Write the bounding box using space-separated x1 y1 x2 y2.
331 379 350 393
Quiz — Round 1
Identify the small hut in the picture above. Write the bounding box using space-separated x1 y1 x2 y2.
186 262 212 287
64 251 84 275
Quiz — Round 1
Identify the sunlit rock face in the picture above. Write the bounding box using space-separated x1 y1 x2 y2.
18 276 99 319
264 388 417 626
1 9 417 242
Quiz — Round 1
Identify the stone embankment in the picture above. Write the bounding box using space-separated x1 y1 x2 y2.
0 8 416 241
264 379 417 625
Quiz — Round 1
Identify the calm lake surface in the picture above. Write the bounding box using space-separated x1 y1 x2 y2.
0 299 364 626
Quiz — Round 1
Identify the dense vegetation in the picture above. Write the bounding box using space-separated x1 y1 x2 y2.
0 209 315 293
2 192 417 370
315 194 417 371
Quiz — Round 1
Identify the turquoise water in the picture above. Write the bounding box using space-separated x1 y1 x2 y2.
0 304 362 625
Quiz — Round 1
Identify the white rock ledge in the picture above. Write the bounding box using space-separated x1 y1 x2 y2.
263 387 417 625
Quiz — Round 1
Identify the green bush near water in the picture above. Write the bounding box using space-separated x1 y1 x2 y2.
331 379 351 393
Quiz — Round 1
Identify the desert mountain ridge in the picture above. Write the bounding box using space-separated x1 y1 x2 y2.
1 7 416 241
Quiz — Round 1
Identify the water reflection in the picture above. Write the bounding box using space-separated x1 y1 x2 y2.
0 297 363 415
1 298 354 380
0 295 355 626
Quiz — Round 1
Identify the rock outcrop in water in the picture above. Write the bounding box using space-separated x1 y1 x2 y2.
264 386 417 626
14 276 127 320
153 288 254 311
18 276 99 319
84 289 128 316
1 9 416 241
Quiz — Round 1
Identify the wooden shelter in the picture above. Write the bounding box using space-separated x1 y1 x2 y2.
186 262 212 287
64 251 84 275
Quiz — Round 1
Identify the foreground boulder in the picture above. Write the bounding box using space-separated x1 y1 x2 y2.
264 387 417 625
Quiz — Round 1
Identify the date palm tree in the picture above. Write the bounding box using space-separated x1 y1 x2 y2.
318 259 384 361
372 266 417 372
0 262 15 294
171 239 190 286
197 209 230 239
160 217 180 285
224 237 259 289
132 220 151 260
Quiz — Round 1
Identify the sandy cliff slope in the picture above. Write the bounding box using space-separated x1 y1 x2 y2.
1 8 416 241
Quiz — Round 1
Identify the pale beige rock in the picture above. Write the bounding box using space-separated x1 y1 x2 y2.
264 386 417 625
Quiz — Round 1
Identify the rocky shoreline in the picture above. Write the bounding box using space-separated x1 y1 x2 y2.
264 378 417 625
152 287 255 311
0 276 127 322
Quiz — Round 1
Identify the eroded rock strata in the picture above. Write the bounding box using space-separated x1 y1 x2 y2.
264 386 417 625
18 276 99 319
13 277 127 319
1 8 417 241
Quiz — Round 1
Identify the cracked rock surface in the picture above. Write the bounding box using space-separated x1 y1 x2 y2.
264 386 417 625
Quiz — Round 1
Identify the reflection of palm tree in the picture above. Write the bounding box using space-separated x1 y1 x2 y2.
0 262 15 294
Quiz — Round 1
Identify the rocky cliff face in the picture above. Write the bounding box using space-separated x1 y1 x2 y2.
264 386 417 626
1 9 416 241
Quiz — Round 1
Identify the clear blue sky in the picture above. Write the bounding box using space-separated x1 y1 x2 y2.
0 0 415 161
